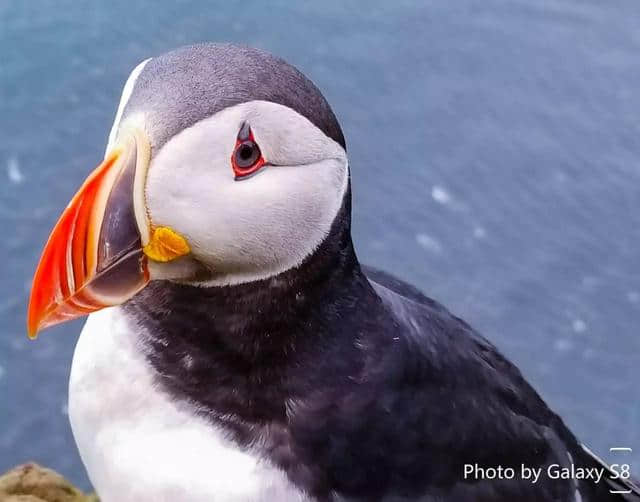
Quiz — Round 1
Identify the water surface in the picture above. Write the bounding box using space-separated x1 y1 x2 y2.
1 0 639 488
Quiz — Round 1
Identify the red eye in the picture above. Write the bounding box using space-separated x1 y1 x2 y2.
231 122 266 179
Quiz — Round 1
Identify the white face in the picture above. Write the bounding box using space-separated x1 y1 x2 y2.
124 100 348 286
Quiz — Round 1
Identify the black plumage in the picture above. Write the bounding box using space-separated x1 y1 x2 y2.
125 187 639 501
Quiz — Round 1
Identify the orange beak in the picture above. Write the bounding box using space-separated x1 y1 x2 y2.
27 132 152 338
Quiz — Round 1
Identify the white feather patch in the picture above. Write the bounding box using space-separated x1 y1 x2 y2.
69 308 311 502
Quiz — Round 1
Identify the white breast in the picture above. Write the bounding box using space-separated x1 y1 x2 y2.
69 307 311 502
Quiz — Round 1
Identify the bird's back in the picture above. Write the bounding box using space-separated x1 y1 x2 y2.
362 265 640 501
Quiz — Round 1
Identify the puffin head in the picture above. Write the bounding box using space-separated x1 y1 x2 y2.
27 43 349 338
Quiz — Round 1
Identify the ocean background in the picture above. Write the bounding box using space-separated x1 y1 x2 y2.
1 0 639 489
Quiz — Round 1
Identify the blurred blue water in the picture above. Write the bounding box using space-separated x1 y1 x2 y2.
1 0 639 489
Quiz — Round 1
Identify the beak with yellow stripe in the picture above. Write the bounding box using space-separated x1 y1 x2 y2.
27 130 190 339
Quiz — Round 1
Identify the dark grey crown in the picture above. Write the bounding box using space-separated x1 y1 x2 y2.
121 43 345 151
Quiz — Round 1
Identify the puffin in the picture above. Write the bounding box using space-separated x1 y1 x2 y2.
27 43 639 502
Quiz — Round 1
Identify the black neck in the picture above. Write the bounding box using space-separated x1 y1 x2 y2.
123 186 378 429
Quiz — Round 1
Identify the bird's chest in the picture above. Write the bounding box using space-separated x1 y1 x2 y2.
68 308 311 502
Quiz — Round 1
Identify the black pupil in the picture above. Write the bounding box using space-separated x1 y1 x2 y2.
236 141 259 169
239 143 253 160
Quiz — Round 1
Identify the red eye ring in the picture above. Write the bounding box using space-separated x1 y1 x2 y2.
231 123 266 179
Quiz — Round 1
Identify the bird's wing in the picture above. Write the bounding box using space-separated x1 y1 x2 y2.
362 265 441 307
362 265 640 501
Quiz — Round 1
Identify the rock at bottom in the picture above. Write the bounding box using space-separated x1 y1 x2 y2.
0 463 98 502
